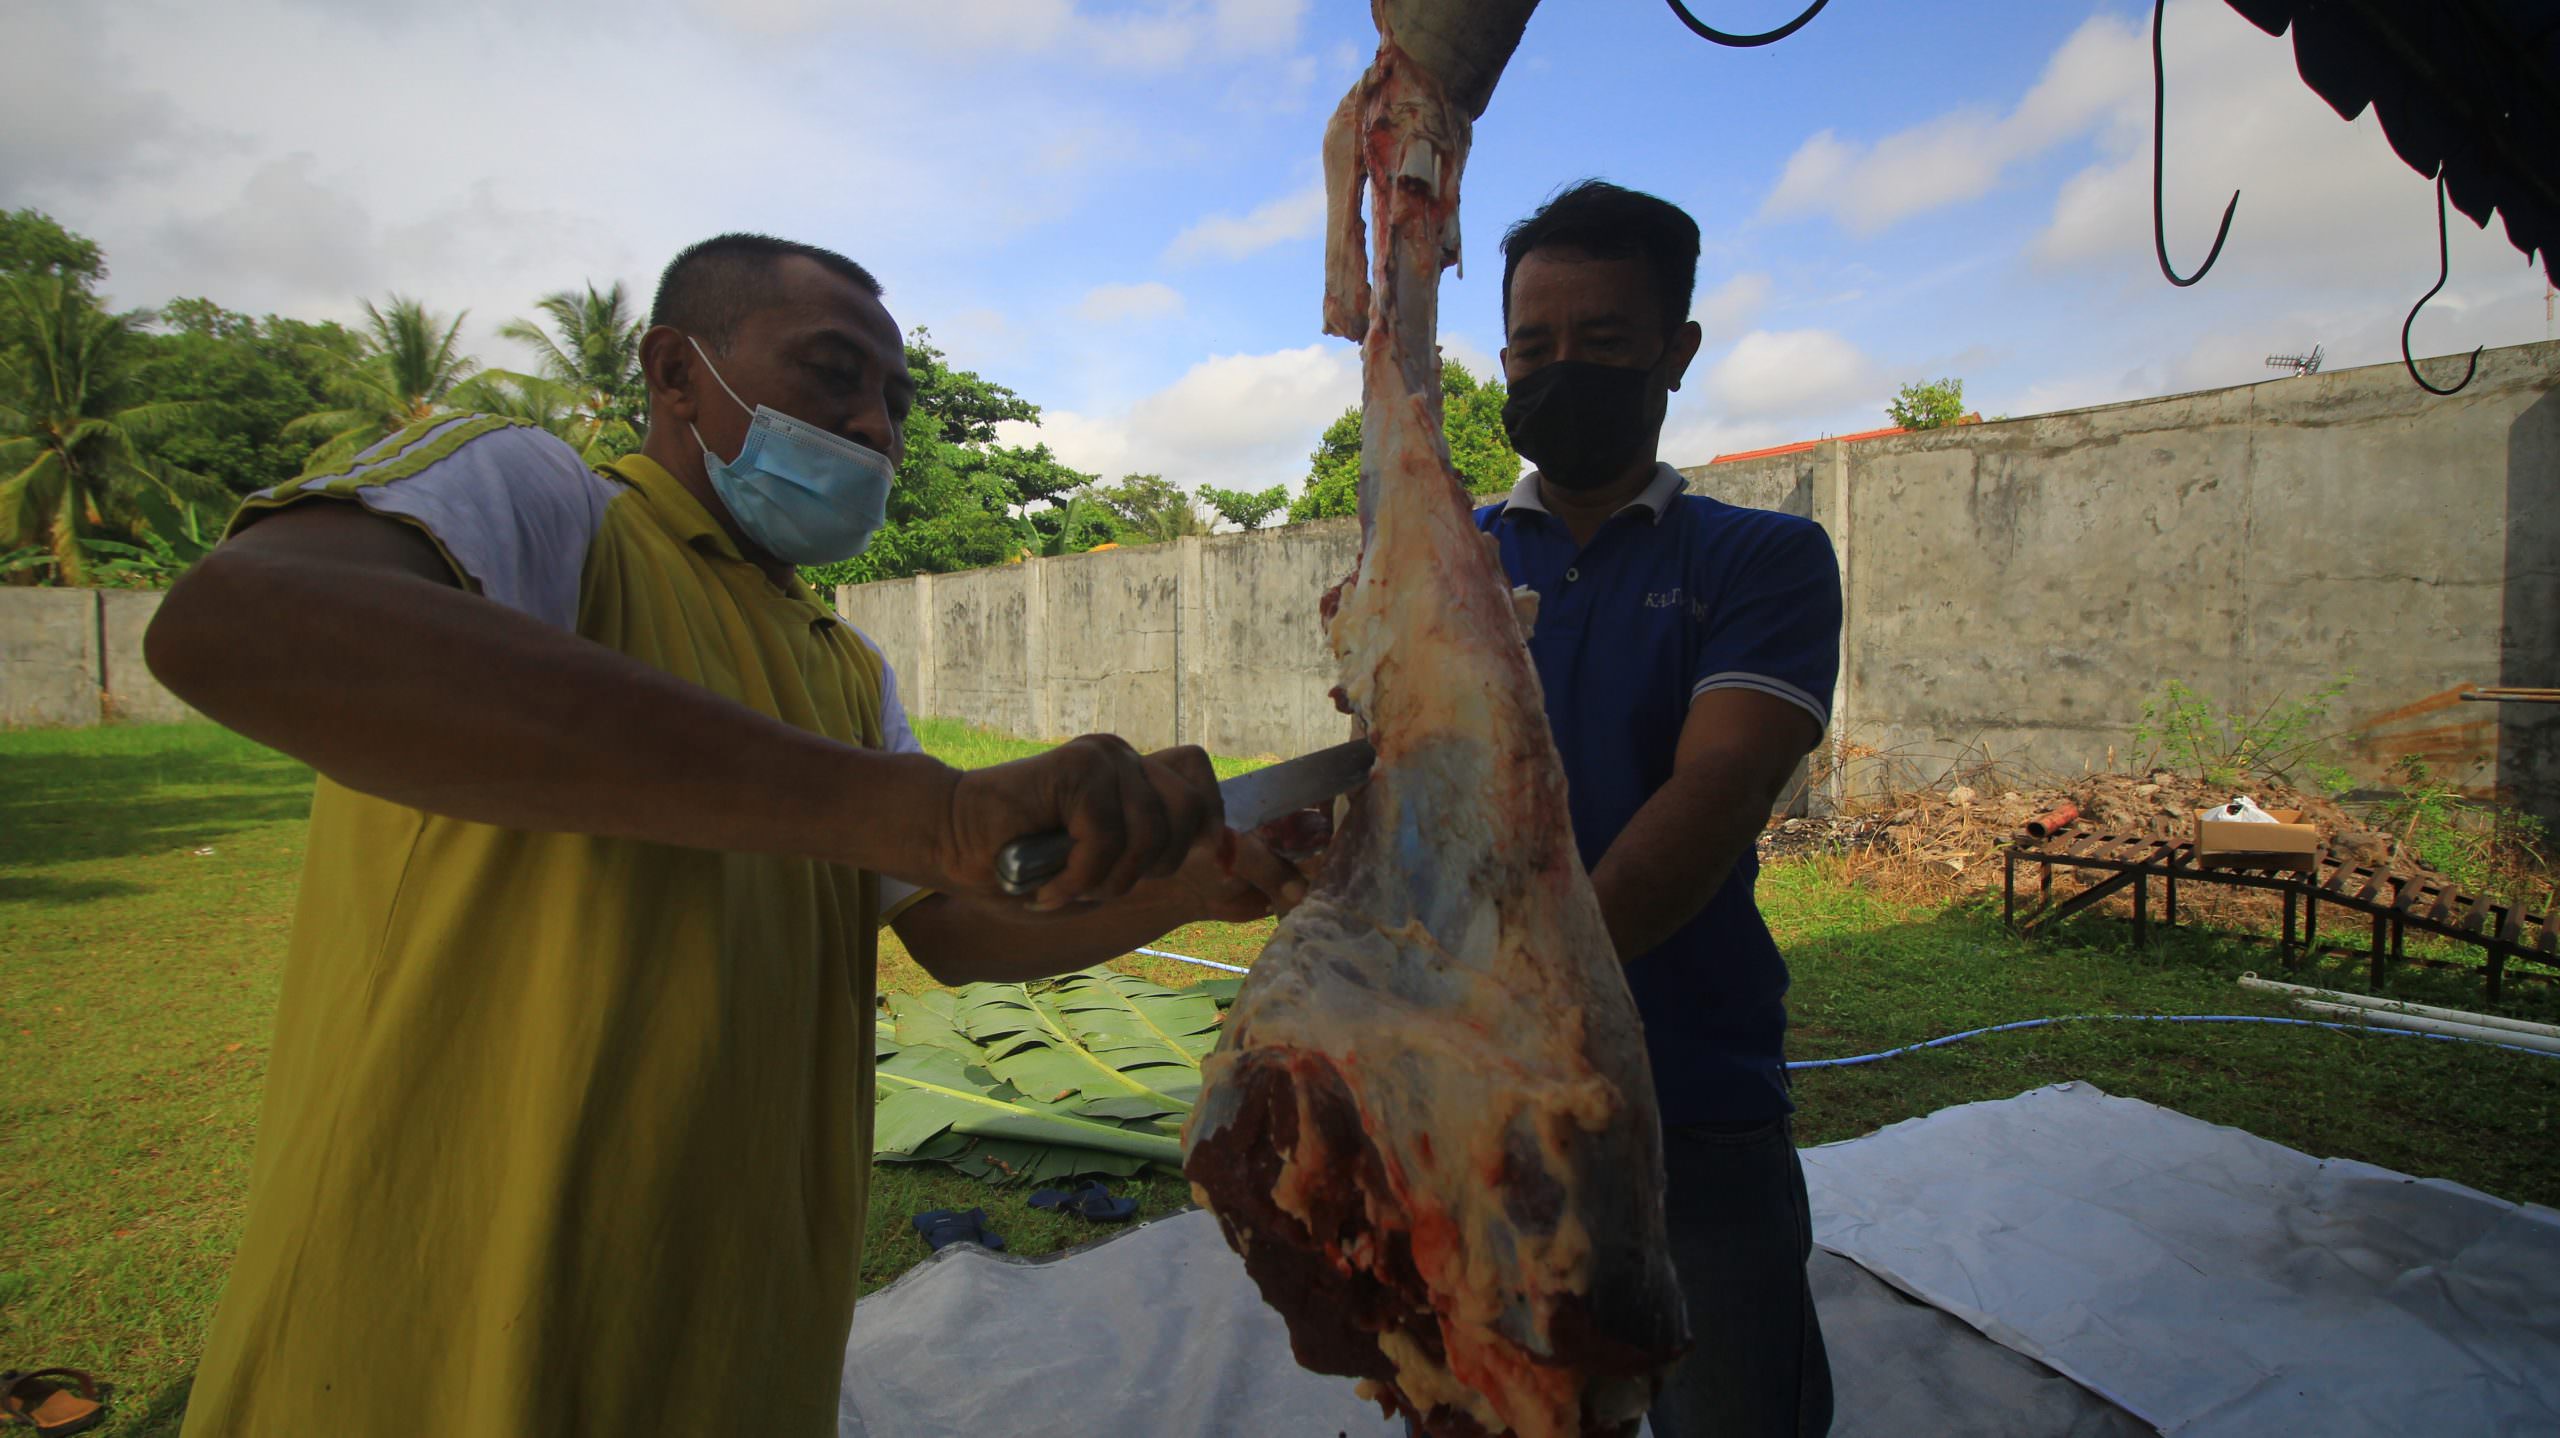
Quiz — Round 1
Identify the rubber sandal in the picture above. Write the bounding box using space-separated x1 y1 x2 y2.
910 1207 1005 1253
1 1369 107 1436
1029 1181 1139 1223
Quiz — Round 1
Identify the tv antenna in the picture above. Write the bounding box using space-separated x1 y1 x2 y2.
2265 344 2323 377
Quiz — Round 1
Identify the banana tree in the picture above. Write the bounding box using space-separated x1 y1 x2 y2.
0 276 219 585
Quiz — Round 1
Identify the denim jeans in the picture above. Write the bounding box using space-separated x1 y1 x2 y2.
1648 1116 1833 1438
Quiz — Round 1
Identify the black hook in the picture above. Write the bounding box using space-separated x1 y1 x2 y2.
2404 173 2482 396
2153 0 2238 287
1664 0 1829 48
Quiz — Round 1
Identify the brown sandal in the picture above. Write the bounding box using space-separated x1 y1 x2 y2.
0 1369 106 1436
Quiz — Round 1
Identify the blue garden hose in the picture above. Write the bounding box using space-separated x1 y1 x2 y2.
1136 949 2560 1062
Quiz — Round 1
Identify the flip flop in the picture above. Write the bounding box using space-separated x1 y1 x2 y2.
1 1369 107 1437
1029 1181 1140 1223
910 1207 1005 1253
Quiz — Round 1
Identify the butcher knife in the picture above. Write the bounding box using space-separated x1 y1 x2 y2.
993 736 1374 897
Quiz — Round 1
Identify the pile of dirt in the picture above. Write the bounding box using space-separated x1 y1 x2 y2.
1757 770 2417 904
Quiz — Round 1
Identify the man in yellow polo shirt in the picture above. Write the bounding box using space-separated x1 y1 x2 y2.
144 233 1299 1436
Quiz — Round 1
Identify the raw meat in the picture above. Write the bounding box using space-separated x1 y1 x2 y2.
1182 5 1690 1435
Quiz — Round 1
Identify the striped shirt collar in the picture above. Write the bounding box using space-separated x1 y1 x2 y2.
1498 462 1687 525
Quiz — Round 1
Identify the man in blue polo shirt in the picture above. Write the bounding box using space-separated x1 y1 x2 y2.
1478 180 1841 1436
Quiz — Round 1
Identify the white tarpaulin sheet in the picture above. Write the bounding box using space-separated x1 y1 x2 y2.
1803 1082 2560 1436
836 1207 2138 1438
837 1207 1404 1438
838 1082 2558 1436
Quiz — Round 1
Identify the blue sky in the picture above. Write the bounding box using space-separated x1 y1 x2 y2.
8 0 2550 504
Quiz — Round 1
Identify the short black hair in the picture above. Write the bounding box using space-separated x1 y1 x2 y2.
1499 180 1700 336
651 233 883 350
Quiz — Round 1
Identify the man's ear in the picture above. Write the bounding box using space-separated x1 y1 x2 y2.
637 325 703 425
1664 319 1704 392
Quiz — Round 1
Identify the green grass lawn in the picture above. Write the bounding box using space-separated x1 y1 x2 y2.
4 720 2556 1434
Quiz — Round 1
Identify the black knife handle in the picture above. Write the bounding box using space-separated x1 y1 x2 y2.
993 830 1074 897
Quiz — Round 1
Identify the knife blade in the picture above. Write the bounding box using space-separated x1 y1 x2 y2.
992 736 1375 897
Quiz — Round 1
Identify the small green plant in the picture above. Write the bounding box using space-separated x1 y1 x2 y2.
2131 676 2356 794
2375 755 2555 891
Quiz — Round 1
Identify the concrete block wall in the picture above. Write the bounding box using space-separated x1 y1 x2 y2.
1042 545 1183 750
1813 342 2557 826
841 340 2556 824
0 587 195 728
838 519 1359 760
1179 520 1360 759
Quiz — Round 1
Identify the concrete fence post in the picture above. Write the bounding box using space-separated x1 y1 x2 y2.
1174 536 1206 749
1826 436 1853 813
912 573 939 722
1023 557 1053 741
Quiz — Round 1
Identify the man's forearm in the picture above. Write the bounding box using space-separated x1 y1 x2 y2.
1588 755 1786 963
148 544 957 884
892 888 1208 986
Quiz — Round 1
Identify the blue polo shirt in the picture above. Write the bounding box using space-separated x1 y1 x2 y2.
1476 463 1842 1126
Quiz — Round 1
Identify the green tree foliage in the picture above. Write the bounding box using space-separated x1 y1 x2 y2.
0 219 1104 592
135 300 355 498
0 276 223 585
289 295 481 469
797 330 1098 589
1287 358 1518 522
1027 489 1121 557
1290 409 1364 524
0 209 106 290
1886 377 1967 430
1199 483 1288 532
1098 473 1207 545
493 281 644 461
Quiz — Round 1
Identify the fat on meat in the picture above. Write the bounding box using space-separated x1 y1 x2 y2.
1182 4 1690 1435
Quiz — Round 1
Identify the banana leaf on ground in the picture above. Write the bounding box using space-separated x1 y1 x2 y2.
870 968 1241 1186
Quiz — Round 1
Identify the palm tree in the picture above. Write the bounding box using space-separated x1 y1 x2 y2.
446 370 584 446
496 281 643 459
0 276 219 586
288 295 479 469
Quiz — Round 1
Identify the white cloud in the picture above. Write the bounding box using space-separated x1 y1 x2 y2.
1698 329 1881 421
998 342 1359 491
680 0 1302 68
1759 13 2144 234
0 2 192 192
2032 5 2497 284
1658 410 1790 470
1076 281 1186 324
1692 272 1771 343
1205 0 1307 53
1165 183 1326 263
1222 51 1322 114
150 155 379 308
3 0 1143 373
1439 333 1503 384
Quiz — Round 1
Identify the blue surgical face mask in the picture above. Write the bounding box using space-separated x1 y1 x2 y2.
686 337 894 565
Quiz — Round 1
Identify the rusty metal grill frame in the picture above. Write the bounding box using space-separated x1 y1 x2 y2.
2002 827 2558 1001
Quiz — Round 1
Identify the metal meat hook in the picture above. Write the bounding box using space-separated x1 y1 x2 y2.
2153 0 2238 287
2404 174 2483 396
1663 0 1829 48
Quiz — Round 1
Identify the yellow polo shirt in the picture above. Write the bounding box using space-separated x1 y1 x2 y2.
182 416 915 1437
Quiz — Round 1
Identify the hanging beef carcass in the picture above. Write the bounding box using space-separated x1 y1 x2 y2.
1181 4 1689 1435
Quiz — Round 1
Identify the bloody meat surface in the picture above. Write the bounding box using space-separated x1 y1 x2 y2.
1182 4 1689 1435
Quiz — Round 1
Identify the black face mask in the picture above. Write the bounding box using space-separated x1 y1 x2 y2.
1500 358 1666 492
